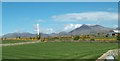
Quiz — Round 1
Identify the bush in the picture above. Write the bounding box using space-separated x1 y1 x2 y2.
36 34 41 40
117 35 120 41
90 39 95 41
73 36 80 40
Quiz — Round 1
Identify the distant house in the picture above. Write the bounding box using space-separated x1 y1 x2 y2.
109 30 120 37
113 30 120 33
112 30 120 36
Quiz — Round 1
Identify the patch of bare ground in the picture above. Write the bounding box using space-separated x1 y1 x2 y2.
0 40 41 46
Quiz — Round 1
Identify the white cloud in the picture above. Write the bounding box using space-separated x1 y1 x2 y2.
40 28 55 34
107 8 115 11
52 12 117 22
63 24 82 32
113 25 118 28
86 24 97 26
36 19 46 22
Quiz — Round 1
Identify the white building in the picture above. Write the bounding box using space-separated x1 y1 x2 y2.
113 30 120 33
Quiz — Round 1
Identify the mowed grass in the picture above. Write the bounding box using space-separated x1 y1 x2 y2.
2 40 33 44
2 42 118 60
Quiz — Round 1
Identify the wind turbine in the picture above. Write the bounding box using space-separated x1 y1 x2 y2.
35 24 40 40
36 24 40 35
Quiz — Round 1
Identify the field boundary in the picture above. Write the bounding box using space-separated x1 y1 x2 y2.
0 40 41 46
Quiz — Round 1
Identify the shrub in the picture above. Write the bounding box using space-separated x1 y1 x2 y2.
117 35 120 41
36 34 41 40
90 39 95 41
73 36 80 40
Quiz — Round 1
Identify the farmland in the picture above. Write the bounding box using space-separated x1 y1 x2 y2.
2 41 118 60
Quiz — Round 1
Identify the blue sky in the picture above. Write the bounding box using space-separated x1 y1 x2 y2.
0 2 2 36
2 2 118 35
2 0 119 2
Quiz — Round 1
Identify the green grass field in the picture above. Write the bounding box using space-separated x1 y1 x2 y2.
2 41 118 60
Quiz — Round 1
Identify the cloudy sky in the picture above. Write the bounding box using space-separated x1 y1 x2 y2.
2 2 118 35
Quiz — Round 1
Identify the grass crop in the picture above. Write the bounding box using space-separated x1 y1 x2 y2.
2 41 118 60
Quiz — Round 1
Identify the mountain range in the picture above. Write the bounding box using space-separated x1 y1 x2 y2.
2 24 115 38
69 24 113 35
2 32 49 38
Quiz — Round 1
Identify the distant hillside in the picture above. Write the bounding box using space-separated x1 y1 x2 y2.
48 32 68 37
2 24 115 38
69 24 113 35
2 32 49 38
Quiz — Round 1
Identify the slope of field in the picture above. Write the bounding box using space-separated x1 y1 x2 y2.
2 42 118 60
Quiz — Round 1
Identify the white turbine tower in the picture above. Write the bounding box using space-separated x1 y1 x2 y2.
34 24 41 40
36 24 40 35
